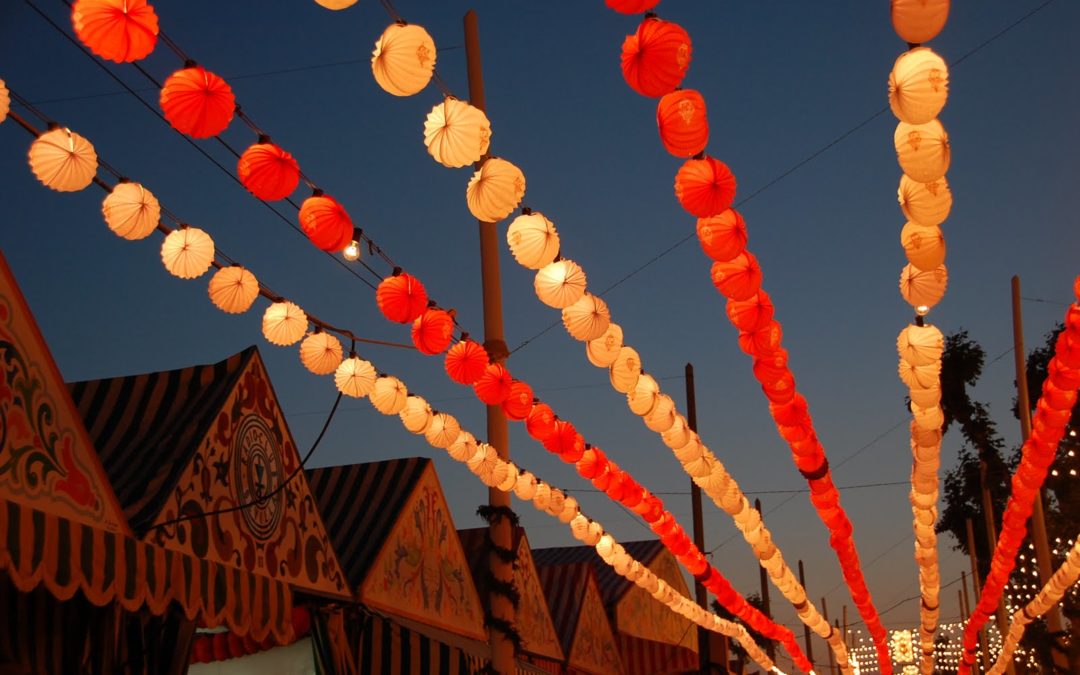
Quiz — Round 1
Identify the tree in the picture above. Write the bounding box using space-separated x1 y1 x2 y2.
711 593 774 674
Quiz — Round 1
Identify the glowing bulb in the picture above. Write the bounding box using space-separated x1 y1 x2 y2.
915 304 930 316
343 239 361 261
1070 429 1076 437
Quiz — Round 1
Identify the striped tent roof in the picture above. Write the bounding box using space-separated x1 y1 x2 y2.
306 458 430 589
66 347 254 533
532 539 666 608
533 560 593 656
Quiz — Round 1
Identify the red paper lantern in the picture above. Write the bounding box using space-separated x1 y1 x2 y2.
299 193 353 252
445 340 489 384
763 374 796 404
526 403 557 441
656 89 708 157
770 394 809 426
710 252 762 301
739 321 784 357
501 381 535 421
72 0 159 63
543 420 580 456
753 348 789 384
411 308 455 355
675 156 736 218
1048 360 1080 390
376 272 428 324
726 290 774 332
1040 380 1076 411
640 495 664 523
474 363 512 404
237 141 300 201
605 0 660 13
620 482 643 509
160 65 235 138
696 210 747 262
577 446 608 479
592 460 617 491
621 18 692 98
605 470 629 501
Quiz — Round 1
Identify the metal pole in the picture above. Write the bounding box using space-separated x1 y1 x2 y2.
754 498 774 661
966 518 990 672
684 363 714 672
1011 275 1069 672
798 560 815 666
822 596 836 675
464 11 514 674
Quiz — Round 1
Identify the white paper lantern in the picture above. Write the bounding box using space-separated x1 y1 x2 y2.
899 263 948 309
447 430 478 462
673 434 703 463
583 520 602 547
595 533 616 560
400 395 433 434
570 514 590 541
889 47 949 125
496 461 519 493
371 23 436 97
102 182 159 240
643 394 676 433
161 226 214 280
0 79 8 124
897 324 944 366
300 331 343 375
609 346 642 393
423 97 491 168
911 402 944 431
467 443 499 482
29 127 97 192
661 416 692 450
900 222 946 272
894 120 950 183
262 300 307 346
891 0 950 44
627 372 660 416
535 259 587 309
370 375 408 415
514 470 538 500
545 488 566 517
899 359 942 390
335 356 376 398
559 495 579 523
507 211 560 269
562 293 610 341
208 265 259 315
532 482 552 511
586 323 624 368
466 158 525 222
898 175 951 227
425 412 461 449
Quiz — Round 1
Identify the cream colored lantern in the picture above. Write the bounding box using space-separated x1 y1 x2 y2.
208 265 259 315
898 175 951 227
335 356 376 398
609 346 642 393
425 412 461 449
423 97 491 168
899 263 948 309
102 181 159 240
161 226 214 279
371 23 436 97
586 323 624 367
29 126 98 192
262 300 307 346
894 119 950 183
370 375 408 415
400 395 434 433
900 222 946 272
562 293 611 341
507 211 560 270
466 157 525 223
888 47 949 125
535 259 587 309
300 331 344 375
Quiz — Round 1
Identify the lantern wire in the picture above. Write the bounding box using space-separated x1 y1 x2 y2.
507 0 1062 356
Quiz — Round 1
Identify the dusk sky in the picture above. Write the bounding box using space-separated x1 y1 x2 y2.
1 1 1077 670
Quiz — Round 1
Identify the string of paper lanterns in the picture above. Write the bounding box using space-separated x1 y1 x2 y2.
988 536 1080 675
503 210 854 673
957 283 1080 674
603 6 892 671
887 2 952 671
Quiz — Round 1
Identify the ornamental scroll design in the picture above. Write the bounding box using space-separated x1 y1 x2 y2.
150 360 348 597
0 293 112 527
571 579 624 675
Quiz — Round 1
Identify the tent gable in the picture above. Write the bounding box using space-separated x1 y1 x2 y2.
0 251 126 533
615 547 698 651
143 350 350 598
569 572 625 675
360 463 486 641
513 532 565 662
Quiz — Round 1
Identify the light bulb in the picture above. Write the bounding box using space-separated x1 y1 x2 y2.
343 239 361 261
915 304 930 316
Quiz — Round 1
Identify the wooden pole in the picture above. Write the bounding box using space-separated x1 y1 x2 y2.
684 363 714 672
754 498 774 661
464 11 514 674
834 620 843 671
961 570 971 618
842 605 848 649
822 596 836 675
798 560 815 666
966 518 990 672
1011 275 1069 672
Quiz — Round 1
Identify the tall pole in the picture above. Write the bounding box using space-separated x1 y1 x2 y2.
754 498 774 661
842 605 848 648
966 518 990 672
798 560 815 665
961 570 971 618
822 596 836 675
684 363 714 672
1011 275 1069 672
464 11 514 674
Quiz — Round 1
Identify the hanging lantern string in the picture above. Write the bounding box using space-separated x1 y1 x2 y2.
373 0 461 101
31 0 399 278
4 101 414 353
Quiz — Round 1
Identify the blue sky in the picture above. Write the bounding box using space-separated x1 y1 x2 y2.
1 1 1077 669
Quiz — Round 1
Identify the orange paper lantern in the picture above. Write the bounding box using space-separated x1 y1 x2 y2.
675 156 736 218
605 0 660 13
710 252 762 301
445 339 488 384
526 402 557 441
501 381 535 421
411 308 455 355
696 209 747 262
376 272 428 323
577 446 608 479
237 141 300 201
621 18 692 98
72 0 159 63
656 89 708 157
160 66 235 139
474 363 512 405
726 291 774 332
299 193 353 252
891 0 950 44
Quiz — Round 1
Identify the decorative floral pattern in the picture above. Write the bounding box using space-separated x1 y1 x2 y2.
515 538 564 660
617 550 698 650
571 577 624 674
